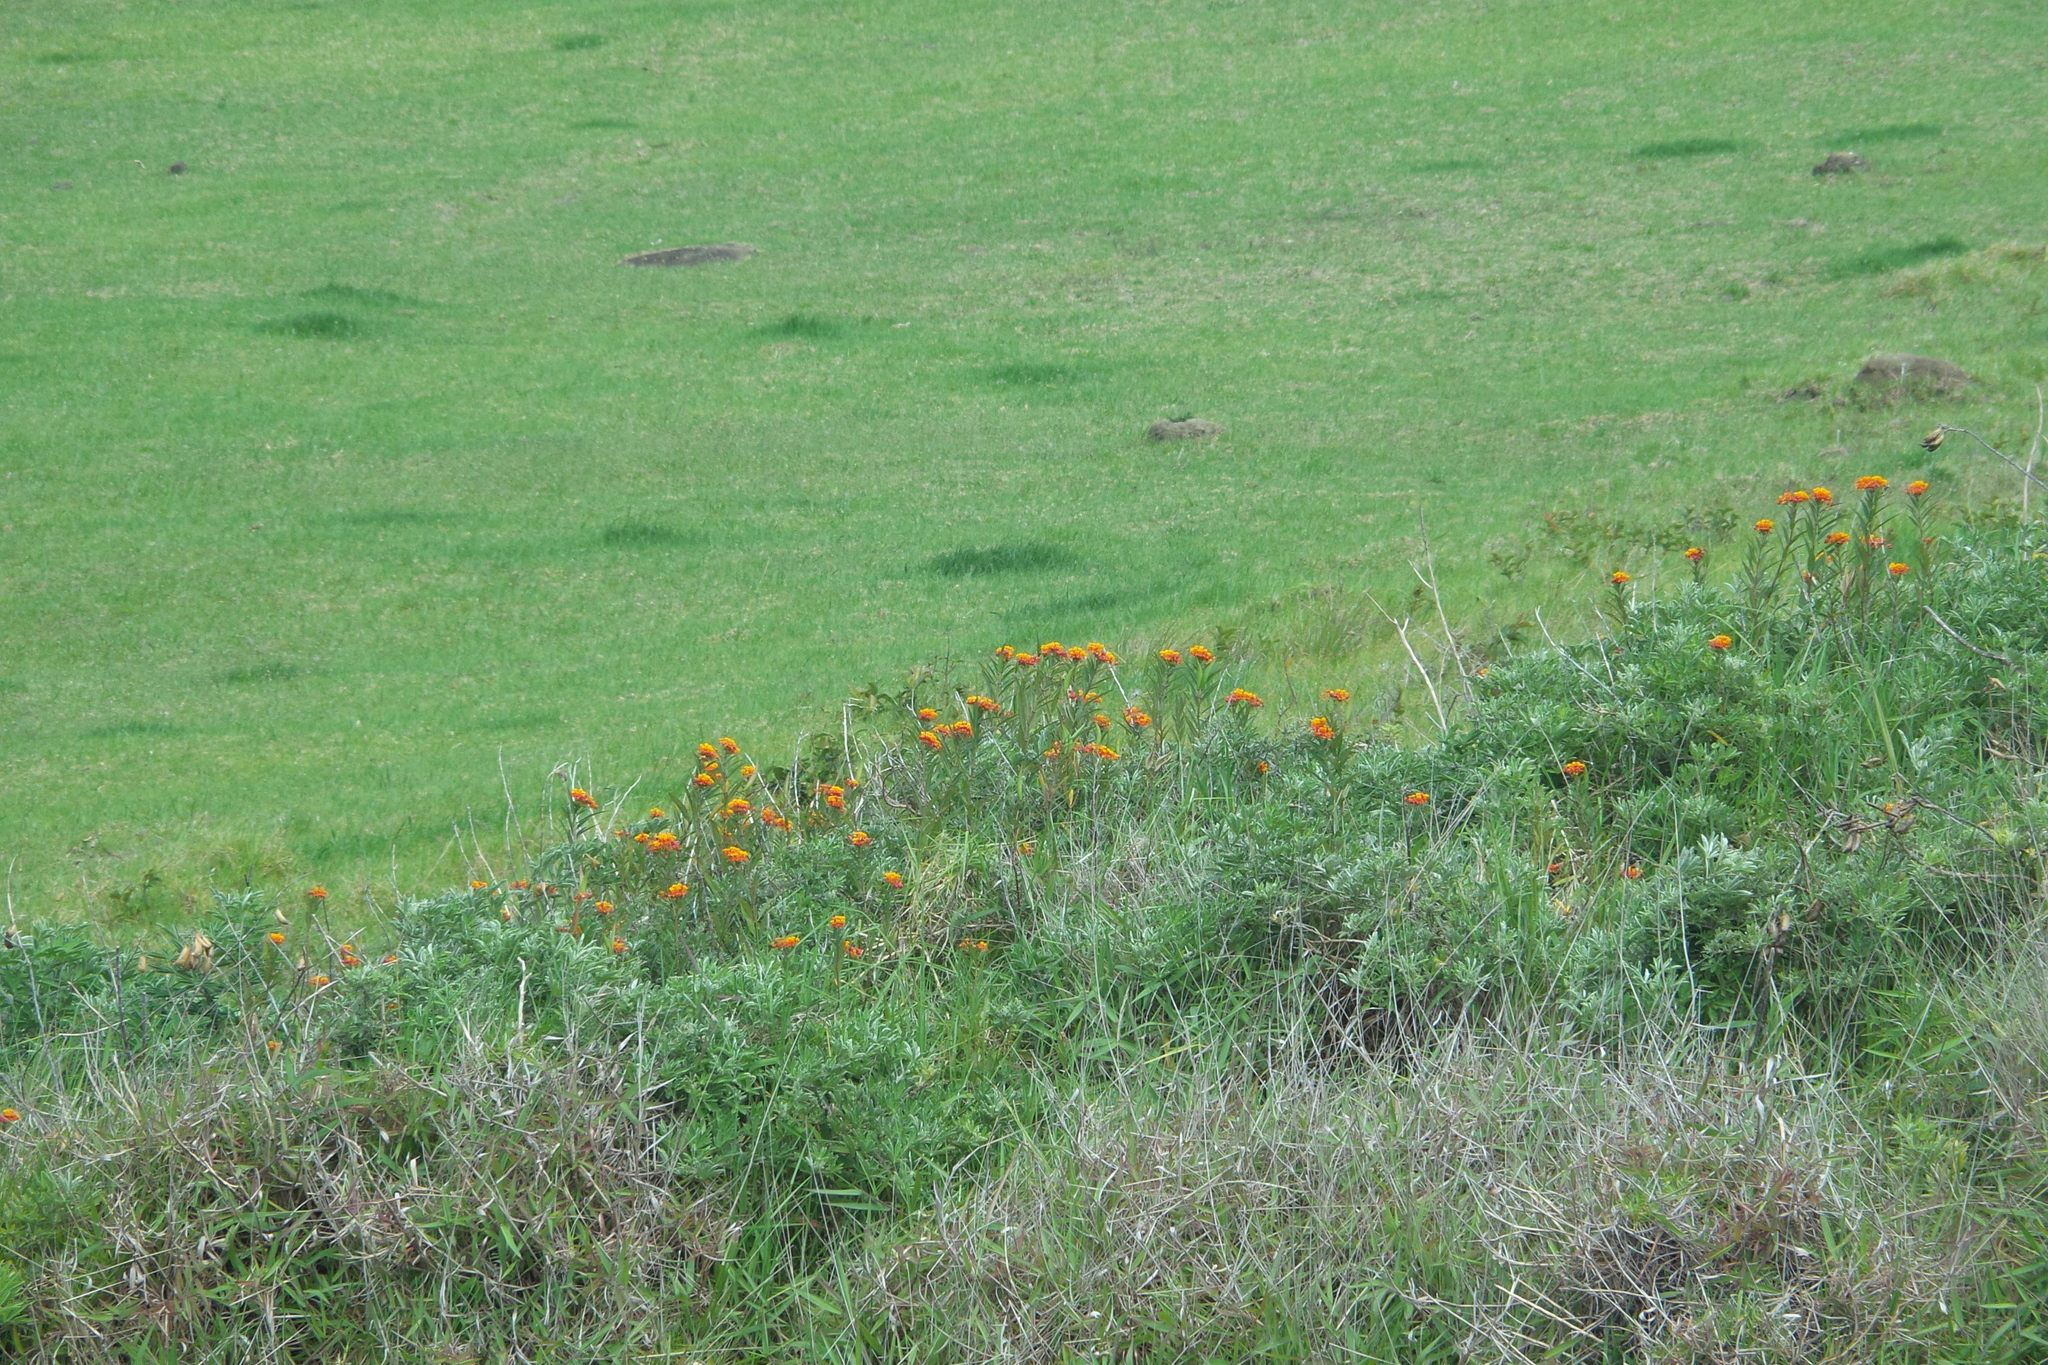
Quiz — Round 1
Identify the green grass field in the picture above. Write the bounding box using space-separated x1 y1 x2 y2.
4 0 2045 914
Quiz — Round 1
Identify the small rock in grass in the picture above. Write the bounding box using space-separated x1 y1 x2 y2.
1147 418 1222 442
1854 353 1972 393
1812 152 1867 176
169 161 186 175
621 243 755 267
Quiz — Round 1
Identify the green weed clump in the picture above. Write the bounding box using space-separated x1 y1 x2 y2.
2 483 2047 1362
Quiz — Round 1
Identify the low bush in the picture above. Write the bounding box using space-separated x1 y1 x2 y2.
2 478 2045 1361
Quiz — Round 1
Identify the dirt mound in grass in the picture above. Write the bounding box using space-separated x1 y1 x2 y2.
1146 418 1222 441
1854 353 1972 394
621 244 755 267
1812 152 1867 176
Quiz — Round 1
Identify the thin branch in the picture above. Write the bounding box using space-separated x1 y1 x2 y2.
1922 605 2011 665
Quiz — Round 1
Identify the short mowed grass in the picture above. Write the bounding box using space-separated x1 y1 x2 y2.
3 0 2047 912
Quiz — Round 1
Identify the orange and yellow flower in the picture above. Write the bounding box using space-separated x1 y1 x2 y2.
1825 531 1850 547
1014 653 1039 667
843 939 863 959
570 787 598 809
1323 687 1351 703
1811 487 1834 504
917 707 938 722
0 1109 19 1124
594 900 613 915
1907 480 1930 497
829 913 847 929
1309 716 1336 741
308 975 331 988
1888 562 1910 576
1403 792 1430 806
697 743 720 764
1562 761 1588 778
1623 865 1642 880
1040 641 1064 656
849 830 872 848
771 934 801 950
611 938 627 954
1124 707 1152 727
268 932 286 945
994 645 1016 661
882 871 903 888
721 846 751 865
1754 519 1775 535
1610 570 1631 585
950 720 973 738
824 785 847 808
307 886 328 901
719 737 739 755
1708 634 1733 651
662 882 689 899
1776 490 1811 505
724 798 751 817
1227 688 1263 707
1684 546 1703 562
918 730 943 750
1855 475 1889 492
1189 645 1215 663
693 772 715 788
760 808 791 831
1158 649 1182 665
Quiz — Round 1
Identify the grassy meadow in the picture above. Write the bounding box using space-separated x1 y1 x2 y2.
3 0 2047 910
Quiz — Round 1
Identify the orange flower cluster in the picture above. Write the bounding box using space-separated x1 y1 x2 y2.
1322 688 1350 703
1684 546 1703 562
1610 570 1631 585
1403 792 1430 806
719 737 739 755
760 808 791 831
965 694 1001 713
1227 688 1263 707
823 784 847 809
829 914 847 929
721 846 751 865
1888 562 1910 576
843 940 864 959
771 934 801 950
1855 475 1889 492
994 645 1016 661
1085 642 1118 663
1776 490 1812 506
594 901 613 916
1124 707 1152 728
268 931 286 945
1189 646 1215 663
957 938 990 953
570 788 598 810
1825 531 1851 547
1907 480 1929 497
918 730 943 750
1562 761 1587 778
1014 653 1039 667
1309 716 1337 741
307 886 328 901
948 720 973 738
917 707 939 722
611 939 628 954
646 831 681 853
1708 634 1733 651
724 798 751 817
662 882 689 899
882 871 904 888
849 830 873 848
1754 519 1775 535
1623 865 1643 880
1811 487 1834 504
1076 742 1119 761
308 975 331 988
1158 649 1182 665
0 1108 18 1124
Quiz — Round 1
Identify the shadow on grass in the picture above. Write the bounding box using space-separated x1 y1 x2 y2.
930 542 1074 578
756 313 847 339
258 311 366 339
552 33 607 50
598 521 703 550
1631 137 1742 158
81 719 179 739
1829 236 1968 279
